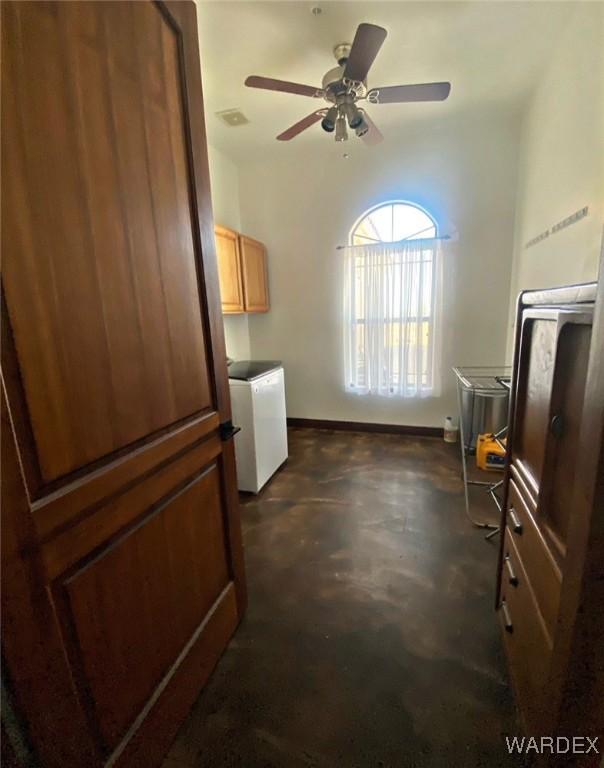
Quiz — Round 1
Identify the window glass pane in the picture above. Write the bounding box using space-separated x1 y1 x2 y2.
352 233 378 246
352 202 436 244
367 206 393 241
392 204 435 240
347 202 438 397
353 220 381 244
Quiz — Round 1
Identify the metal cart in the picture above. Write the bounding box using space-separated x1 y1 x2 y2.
452 366 511 541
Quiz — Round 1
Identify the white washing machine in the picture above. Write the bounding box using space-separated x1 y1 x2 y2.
228 361 288 493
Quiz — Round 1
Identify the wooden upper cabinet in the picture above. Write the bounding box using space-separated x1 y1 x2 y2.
215 225 244 313
214 227 270 314
240 234 269 313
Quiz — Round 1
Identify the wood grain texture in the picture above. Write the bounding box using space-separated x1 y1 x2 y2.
2 0 211 484
547 250 604 756
214 225 244 313
240 234 269 313
512 318 557 496
40 434 222 581
1 383 100 768
33 412 219 541
62 467 229 750
112 583 238 768
507 479 561 641
1 2 246 766
497 278 603 752
499 528 552 733
541 322 592 551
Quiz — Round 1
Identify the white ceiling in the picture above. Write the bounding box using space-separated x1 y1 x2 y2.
196 1 575 160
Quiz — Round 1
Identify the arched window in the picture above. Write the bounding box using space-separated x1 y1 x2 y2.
344 201 441 398
351 201 437 246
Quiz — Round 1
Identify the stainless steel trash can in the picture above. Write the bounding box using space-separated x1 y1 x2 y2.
461 387 509 451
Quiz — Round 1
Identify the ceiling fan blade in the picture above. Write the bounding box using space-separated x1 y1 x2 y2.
276 111 324 141
360 111 383 146
245 76 323 98
366 82 451 104
343 23 387 83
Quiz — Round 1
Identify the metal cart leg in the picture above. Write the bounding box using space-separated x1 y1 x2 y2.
456 377 499 532
485 526 500 541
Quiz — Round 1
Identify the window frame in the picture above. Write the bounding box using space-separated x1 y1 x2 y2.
346 201 439 396
350 200 438 246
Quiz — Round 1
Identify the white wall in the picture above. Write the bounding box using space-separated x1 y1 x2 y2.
506 3 604 356
238 107 520 427
207 144 251 359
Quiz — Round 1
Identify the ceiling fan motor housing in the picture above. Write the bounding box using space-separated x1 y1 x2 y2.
333 43 351 65
321 65 367 103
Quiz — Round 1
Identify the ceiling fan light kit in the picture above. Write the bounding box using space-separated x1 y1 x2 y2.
321 105 338 133
245 22 451 145
335 114 348 142
354 112 369 138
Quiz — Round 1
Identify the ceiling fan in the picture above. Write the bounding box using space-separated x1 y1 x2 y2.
245 23 451 144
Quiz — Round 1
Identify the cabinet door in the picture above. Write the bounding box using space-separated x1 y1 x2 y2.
540 316 592 552
513 317 558 497
512 309 593 556
240 234 269 312
215 225 244 313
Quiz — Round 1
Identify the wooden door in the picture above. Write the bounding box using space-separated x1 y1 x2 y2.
1 3 246 767
215 225 244 313
240 234 270 312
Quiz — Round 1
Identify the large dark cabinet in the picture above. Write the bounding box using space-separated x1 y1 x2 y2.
497 277 604 757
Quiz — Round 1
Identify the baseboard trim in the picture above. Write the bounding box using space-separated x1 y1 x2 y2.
286 417 441 438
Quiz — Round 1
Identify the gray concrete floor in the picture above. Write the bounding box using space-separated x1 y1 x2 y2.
163 428 521 768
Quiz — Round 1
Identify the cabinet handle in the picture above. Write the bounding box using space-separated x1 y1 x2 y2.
509 507 523 535
501 599 513 633
504 555 519 587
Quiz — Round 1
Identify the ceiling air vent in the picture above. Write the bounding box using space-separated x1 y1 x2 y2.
216 109 249 127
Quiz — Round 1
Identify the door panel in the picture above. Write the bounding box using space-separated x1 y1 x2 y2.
1 2 246 767
2 1 210 485
37 422 221 580
63 466 229 750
